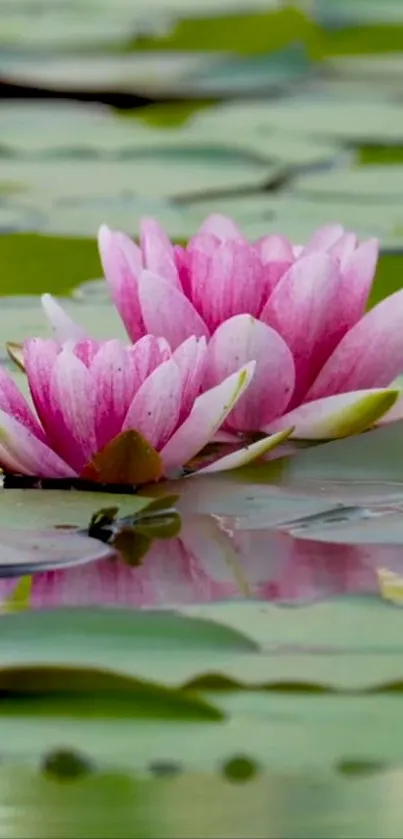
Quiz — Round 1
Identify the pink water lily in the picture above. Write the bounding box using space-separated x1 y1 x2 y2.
0 335 290 484
42 216 403 441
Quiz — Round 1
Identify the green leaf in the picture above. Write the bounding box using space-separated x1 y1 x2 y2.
0 664 222 721
82 430 163 486
131 513 182 540
113 529 152 566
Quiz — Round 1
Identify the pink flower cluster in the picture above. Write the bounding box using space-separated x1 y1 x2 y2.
0 214 402 485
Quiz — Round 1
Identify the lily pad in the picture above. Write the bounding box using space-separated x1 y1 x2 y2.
0 99 342 168
0 155 282 215
254 99 403 145
0 529 113 578
292 165 403 203
328 53 403 88
0 45 307 100
314 0 403 26
191 101 347 166
2 600 403 691
0 488 159 530
0 52 222 97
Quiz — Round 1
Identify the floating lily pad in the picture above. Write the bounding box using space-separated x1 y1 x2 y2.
0 155 281 213
0 52 224 97
0 45 307 99
313 0 403 25
255 99 403 145
327 53 403 87
0 529 113 577
0 0 282 52
0 294 126 355
292 165 403 203
0 99 340 167
190 101 347 165
0 600 403 693
0 488 157 530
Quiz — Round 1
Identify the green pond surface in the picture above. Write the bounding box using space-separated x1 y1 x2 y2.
1 0 403 836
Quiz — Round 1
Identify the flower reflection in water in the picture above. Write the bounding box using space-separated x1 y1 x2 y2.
2 514 402 611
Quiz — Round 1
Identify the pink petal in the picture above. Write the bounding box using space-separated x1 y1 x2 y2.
306 288 403 400
255 233 294 263
138 269 209 351
90 340 136 449
265 388 398 439
260 261 293 300
50 349 97 472
173 244 192 296
254 235 294 299
327 231 357 268
261 252 344 405
160 362 255 472
128 334 172 389
140 217 180 287
196 213 243 241
123 358 182 450
98 224 145 343
172 336 207 421
187 235 218 317
303 224 345 254
24 338 60 430
204 314 295 431
73 339 101 368
41 294 87 343
0 366 45 440
113 229 142 274
0 410 76 478
193 240 265 333
336 238 379 327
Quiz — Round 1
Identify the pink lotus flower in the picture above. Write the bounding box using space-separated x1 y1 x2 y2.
0 335 289 484
42 216 403 441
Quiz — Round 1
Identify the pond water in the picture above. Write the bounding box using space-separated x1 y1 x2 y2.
1 1 403 836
